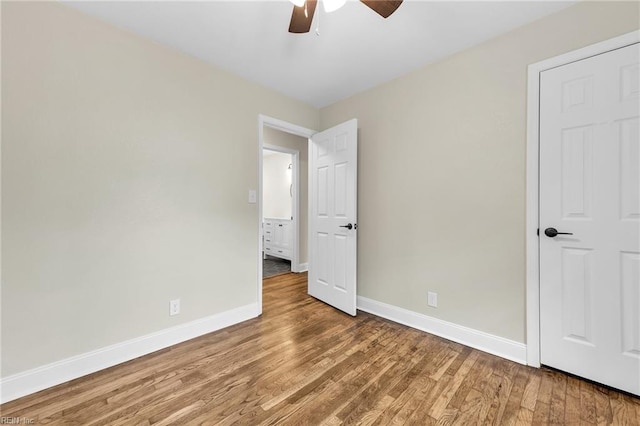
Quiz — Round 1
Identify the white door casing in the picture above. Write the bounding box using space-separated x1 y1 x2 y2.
309 119 358 316
539 43 640 395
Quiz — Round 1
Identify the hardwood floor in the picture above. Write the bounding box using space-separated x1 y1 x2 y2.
2 272 639 425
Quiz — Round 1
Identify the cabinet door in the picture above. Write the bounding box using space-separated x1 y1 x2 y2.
280 221 292 250
273 222 284 247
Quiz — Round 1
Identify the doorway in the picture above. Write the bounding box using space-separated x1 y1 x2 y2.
257 115 315 314
262 148 295 278
257 115 360 318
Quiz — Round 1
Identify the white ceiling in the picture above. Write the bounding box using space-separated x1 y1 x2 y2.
65 0 577 108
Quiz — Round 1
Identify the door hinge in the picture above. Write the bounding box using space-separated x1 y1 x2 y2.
537 228 539 236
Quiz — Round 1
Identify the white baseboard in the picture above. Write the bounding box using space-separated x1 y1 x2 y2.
357 296 527 365
294 262 309 273
0 303 260 404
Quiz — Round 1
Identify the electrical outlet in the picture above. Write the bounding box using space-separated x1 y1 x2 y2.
427 292 438 308
170 299 181 316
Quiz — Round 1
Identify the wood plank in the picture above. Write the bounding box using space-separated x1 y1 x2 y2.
593 385 613 425
452 388 486 425
510 368 532 421
520 373 541 411
536 368 555 405
446 353 495 411
564 376 583 423
482 372 512 425
532 401 551 424
579 380 597 425
610 391 637 425
548 371 568 424
428 351 479 419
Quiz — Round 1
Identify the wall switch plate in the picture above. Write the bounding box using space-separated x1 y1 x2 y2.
248 190 257 204
170 299 181 316
427 292 438 308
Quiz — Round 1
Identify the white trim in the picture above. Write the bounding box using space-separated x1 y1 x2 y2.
357 296 526 365
258 115 315 313
294 262 309 273
0 303 259 404
525 30 640 368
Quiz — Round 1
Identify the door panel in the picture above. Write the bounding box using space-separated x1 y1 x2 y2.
621 252 640 357
539 42 640 396
621 118 639 219
334 162 348 216
309 119 357 316
560 247 593 345
317 232 329 285
560 126 593 218
333 234 348 291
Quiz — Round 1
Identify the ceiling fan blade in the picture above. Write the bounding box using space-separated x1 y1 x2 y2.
289 0 318 33
360 0 403 18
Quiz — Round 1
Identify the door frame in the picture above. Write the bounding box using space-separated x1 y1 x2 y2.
525 30 639 367
257 114 315 314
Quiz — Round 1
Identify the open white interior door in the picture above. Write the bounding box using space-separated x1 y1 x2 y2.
309 119 358 316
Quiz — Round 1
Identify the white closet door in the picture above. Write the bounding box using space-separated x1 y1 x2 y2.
539 43 639 395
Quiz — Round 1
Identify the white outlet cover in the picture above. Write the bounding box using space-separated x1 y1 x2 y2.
427 292 438 308
170 299 181 316
248 189 257 204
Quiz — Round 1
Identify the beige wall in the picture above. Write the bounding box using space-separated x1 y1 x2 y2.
263 127 309 264
320 1 640 343
1 2 318 377
263 152 293 220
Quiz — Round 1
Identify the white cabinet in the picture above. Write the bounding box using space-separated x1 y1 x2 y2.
263 218 292 260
